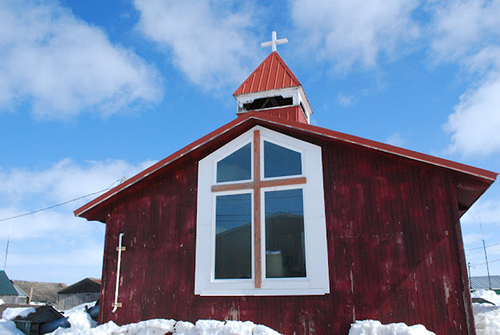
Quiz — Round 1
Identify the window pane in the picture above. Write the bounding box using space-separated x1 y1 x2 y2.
264 141 302 178
265 189 306 278
217 143 251 182
215 193 252 279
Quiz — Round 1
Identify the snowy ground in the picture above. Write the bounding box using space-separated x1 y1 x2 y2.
1 290 499 334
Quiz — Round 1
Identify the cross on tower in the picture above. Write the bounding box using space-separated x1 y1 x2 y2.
261 31 288 52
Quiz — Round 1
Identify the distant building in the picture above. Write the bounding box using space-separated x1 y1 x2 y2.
57 278 101 310
13 280 67 305
0 270 26 304
470 276 500 293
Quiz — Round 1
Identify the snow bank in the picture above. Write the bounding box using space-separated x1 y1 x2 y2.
472 289 500 305
472 290 500 335
50 316 279 335
0 320 23 335
349 320 435 335
0 307 35 335
1 307 36 321
2 292 500 335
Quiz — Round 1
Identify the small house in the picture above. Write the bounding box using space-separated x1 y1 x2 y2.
0 270 26 304
13 305 69 335
470 276 500 294
56 278 101 310
75 50 497 334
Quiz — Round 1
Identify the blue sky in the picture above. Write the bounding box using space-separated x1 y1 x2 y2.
0 0 499 285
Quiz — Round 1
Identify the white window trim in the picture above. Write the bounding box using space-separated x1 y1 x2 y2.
195 126 329 296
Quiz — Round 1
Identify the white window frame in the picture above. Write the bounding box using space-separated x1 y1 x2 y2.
195 126 329 296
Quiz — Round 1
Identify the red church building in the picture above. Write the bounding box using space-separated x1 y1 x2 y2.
75 48 497 334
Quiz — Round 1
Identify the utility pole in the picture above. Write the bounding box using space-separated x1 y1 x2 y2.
483 240 492 290
468 262 472 289
3 219 11 271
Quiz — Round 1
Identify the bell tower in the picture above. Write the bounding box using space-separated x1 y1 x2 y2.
233 32 313 124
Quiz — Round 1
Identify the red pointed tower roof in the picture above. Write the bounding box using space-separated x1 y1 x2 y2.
233 52 301 96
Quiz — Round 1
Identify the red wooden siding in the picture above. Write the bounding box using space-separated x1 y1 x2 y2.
238 106 308 124
94 128 477 334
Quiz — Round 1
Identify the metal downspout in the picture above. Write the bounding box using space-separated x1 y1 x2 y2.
112 232 125 313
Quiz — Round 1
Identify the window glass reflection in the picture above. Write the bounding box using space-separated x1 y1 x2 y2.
265 189 306 278
217 143 251 183
215 193 252 279
264 141 301 178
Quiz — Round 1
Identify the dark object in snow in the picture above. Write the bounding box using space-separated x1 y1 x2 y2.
14 305 70 334
39 316 70 334
85 300 100 321
472 297 496 305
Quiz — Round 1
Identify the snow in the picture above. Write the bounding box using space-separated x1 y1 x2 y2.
472 290 500 335
1 291 500 334
0 307 35 335
1 307 36 321
472 289 500 305
50 317 279 335
0 320 23 335
349 320 435 335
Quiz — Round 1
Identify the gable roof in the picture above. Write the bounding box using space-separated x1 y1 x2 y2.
14 305 63 323
0 271 18 296
58 278 101 294
233 52 301 96
75 111 497 222
13 280 67 303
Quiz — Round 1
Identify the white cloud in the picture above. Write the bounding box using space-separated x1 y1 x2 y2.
133 0 259 90
0 158 155 282
291 0 420 70
0 158 156 239
337 93 355 107
428 1 500 157
0 0 161 118
385 132 406 147
444 72 500 156
461 199 500 226
0 158 155 206
430 0 500 62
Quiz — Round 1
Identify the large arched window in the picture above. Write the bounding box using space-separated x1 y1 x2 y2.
195 126 329 296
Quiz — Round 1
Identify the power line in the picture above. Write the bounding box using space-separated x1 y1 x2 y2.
474 258 500 266
466 242 500 251
0 177 126 223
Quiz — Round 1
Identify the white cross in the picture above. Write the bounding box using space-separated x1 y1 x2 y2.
261 31 288 52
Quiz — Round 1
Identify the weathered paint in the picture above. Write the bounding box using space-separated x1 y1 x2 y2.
242 106 308 124
81 121 493 334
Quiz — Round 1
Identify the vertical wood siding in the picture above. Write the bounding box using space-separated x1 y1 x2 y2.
238 106 308 124
97 134 474 334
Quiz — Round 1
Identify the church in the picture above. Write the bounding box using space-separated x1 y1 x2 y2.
75 33 497 334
